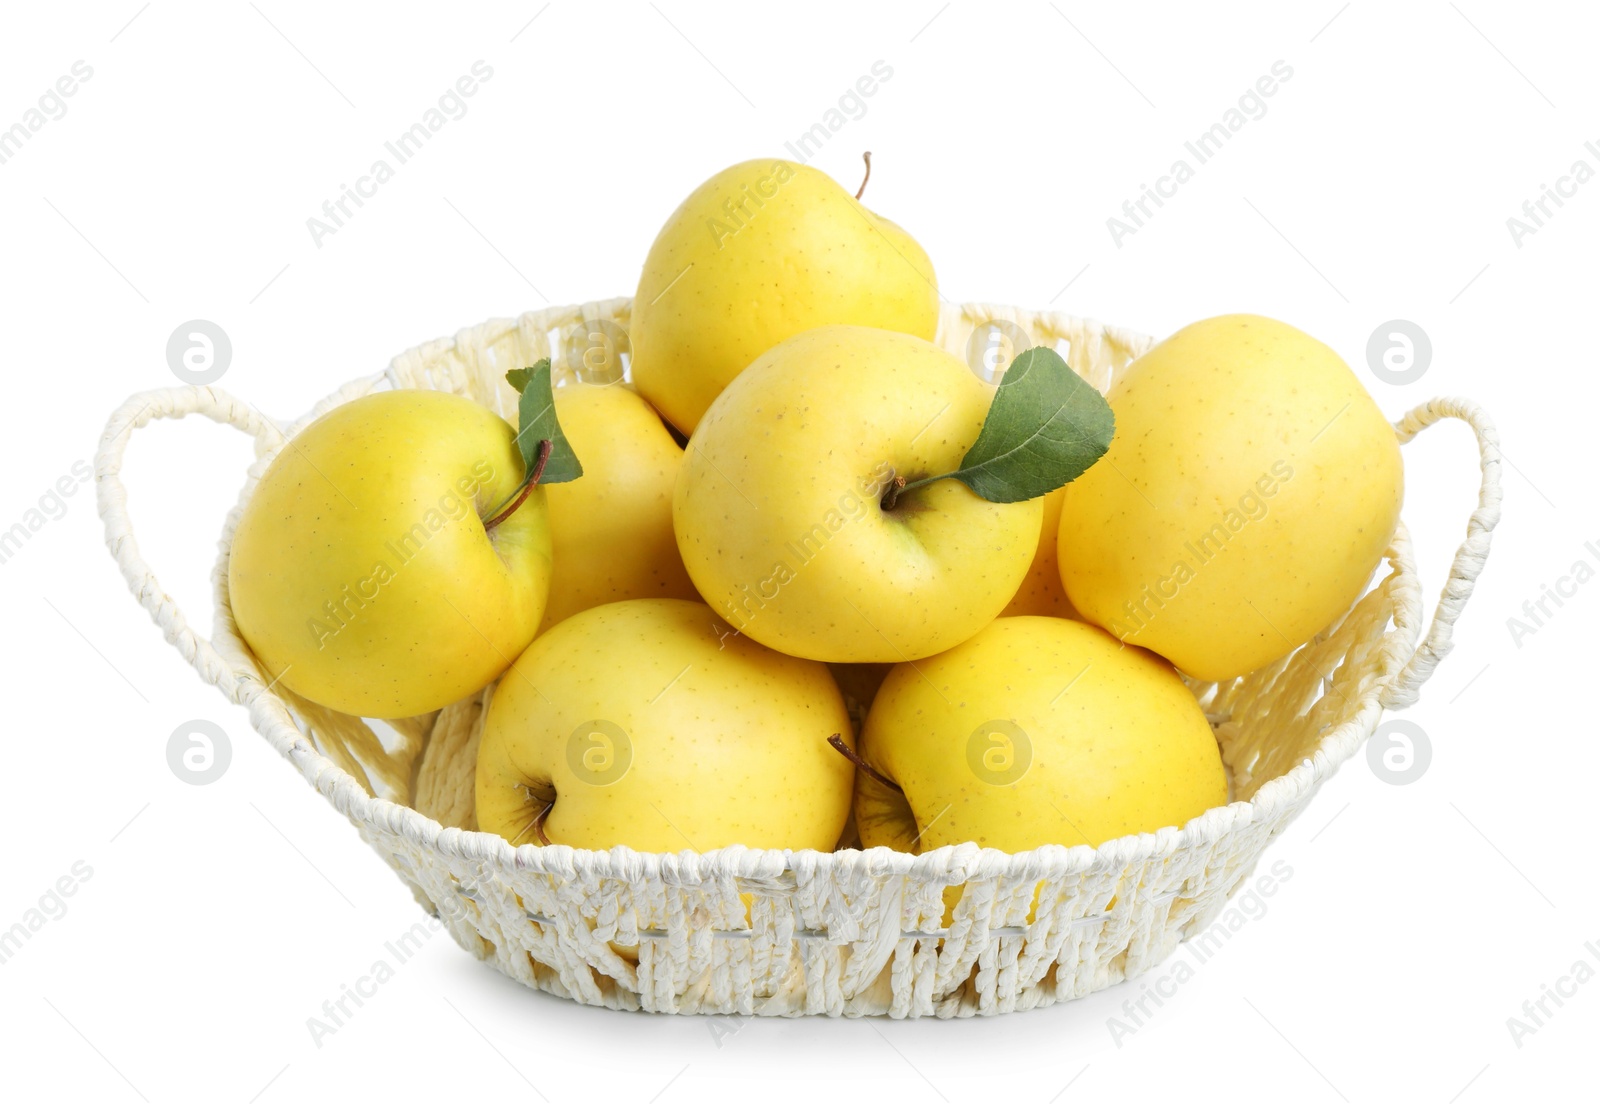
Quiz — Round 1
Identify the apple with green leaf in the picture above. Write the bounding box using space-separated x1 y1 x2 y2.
672 325 1115 663
228 362 581 718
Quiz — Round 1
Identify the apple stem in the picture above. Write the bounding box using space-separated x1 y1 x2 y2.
885 470 956 509
484 439 553 531
879 473 907 512
826 733 902 793
509 794 555 847
855 151 872 200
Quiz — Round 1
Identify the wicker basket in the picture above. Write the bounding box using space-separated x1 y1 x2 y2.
95 300 1501 1018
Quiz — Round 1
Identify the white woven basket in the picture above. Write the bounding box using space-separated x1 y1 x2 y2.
96 300 1501 1018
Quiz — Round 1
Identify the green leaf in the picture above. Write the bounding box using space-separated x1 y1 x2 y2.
899 347 1114 505
506 361 582 485
505 365 537 394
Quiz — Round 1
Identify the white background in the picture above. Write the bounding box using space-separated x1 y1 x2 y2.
0 1 1592 1102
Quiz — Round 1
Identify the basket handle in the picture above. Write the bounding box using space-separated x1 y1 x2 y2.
1380 396 1503 710
95 387 286 704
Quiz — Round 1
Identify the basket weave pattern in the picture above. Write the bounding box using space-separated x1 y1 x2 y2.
96 301 1501 1017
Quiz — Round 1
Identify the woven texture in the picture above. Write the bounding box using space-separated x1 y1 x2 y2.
95 301 1502 1017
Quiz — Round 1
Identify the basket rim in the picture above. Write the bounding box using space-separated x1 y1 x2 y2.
188 298 1425 883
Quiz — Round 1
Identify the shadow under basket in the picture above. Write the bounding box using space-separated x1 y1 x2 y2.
96 300 1502 1018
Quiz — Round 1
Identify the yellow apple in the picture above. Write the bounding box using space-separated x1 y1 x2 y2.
538 383 697 631
228 390 551 718
1058 314 1404 682
855 616 1228 855
1000 486 1079 619
673 325 1042 663
475 599 854 853
630 158 939 433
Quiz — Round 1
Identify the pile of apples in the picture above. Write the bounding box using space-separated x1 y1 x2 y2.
229 157 1403 860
